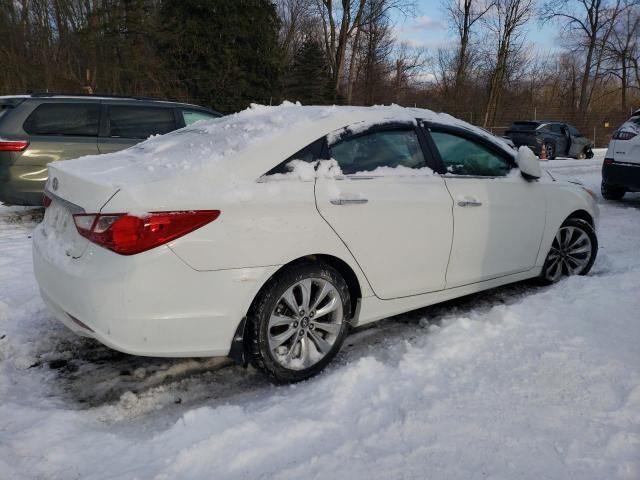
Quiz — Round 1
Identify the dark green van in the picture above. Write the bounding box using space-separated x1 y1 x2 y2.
0 94 221 206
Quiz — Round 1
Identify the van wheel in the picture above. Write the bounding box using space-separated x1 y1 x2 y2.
246 262 351 383
601 182 625 200
545 142 556 159
539 218 597 284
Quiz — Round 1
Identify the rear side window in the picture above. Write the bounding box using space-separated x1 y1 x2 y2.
329 129 426 174
567 125 581 136
24 103 100 136
0 105 13 120
549 124 563 134
181 109 218 126
431 131 511 177
108 106 176 139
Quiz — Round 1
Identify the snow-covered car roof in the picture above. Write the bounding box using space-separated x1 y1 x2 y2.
54 102 511 188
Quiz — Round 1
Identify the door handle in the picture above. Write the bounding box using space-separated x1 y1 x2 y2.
457 199 482 207
330 198 368 205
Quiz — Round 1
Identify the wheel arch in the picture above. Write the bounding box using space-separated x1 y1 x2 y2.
229 253 364 366
566 209 594 228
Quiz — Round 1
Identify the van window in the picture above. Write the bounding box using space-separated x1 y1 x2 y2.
23 103 100 136
108 106 176 139
181 109 218 126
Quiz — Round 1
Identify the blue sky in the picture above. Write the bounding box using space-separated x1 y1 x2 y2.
392 0 560 54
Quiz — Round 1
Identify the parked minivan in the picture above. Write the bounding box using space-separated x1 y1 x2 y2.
0 94 221 206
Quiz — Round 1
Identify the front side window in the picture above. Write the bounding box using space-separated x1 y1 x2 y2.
329 129 426 175
431 131 511 177
181 109 218 126
24 103 100 136
108 106 176 139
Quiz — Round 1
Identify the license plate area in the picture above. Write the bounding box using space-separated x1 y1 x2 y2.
43 195 89 258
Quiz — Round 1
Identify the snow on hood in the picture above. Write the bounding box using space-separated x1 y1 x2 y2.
53 102 509 189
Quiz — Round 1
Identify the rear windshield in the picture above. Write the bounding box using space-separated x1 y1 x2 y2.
24 103 100 136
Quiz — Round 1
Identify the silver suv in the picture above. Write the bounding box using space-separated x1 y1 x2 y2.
0 94 221 206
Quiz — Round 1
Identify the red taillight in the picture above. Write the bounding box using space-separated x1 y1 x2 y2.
0 140 29 152
603 158 614 165
73 210 220 255
43 193 52 208
613 130 637 140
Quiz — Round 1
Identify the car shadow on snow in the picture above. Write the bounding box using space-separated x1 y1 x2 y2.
45 279 537 414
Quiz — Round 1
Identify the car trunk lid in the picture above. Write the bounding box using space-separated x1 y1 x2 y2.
42 163 120 258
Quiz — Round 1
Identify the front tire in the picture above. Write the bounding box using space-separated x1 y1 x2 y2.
540 218 597 284
601 182 626 200
246 262 351 383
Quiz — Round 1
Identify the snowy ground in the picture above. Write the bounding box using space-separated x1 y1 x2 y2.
1 150 639 479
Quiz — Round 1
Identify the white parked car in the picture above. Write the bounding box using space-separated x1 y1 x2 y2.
602 111 640 200
33 104 599 382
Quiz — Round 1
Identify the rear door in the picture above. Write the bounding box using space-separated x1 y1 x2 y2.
98 103 177 154
315 122 454 299
549 124 568 156
21 102 101 164
424 124 546 288
566 125 590 158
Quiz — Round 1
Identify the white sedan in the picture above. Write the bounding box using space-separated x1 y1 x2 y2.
33 104 599 382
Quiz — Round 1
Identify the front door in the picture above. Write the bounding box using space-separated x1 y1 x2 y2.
426 127 546 288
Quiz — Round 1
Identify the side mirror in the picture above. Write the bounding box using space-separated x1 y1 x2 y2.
516 146 541 179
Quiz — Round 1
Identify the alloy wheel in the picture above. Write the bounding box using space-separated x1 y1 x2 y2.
544 226 593 282
267 278 343 370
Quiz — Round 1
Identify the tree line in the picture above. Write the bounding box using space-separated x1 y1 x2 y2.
1 0 638 145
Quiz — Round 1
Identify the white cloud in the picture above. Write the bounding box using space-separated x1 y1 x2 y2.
412 15 445 30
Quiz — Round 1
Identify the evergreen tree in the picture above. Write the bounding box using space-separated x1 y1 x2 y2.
284 38 333 105
159 0 281 113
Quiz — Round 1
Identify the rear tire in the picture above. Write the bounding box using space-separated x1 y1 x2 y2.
601 182 625 200
585 148 594 159
545 142 556 160
246 261 351 383
539 218 597 285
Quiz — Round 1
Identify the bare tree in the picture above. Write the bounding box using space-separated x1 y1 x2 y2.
277 0 316 64
482 0 534 127
392 41 428 102
604 0 639 111
442 0 494 101
541 0 626 114
316 0 367 99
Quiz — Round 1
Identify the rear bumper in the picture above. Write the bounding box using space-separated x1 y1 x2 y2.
33 225 279 357
602 161 640 191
